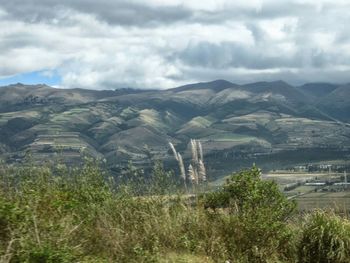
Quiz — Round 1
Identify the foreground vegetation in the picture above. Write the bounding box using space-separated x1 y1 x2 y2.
1 161 350 262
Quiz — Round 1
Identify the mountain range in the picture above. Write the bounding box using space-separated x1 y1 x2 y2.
1 80 350 177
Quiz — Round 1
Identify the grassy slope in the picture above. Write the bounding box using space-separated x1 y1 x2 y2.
1 163 350 262
1 82 350 177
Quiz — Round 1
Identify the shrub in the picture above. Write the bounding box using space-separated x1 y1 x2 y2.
298 210 350 263
7 161 350 263
0 161 198 262
202 166 297 262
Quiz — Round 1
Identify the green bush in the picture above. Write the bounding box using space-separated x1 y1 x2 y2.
298 210 350 263
3 161 350 263
202 166 297 262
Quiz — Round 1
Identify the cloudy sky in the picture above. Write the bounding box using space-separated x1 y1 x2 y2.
0 0 349 89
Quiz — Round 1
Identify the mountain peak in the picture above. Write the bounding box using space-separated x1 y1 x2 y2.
298 83 339 98
172 79 237 92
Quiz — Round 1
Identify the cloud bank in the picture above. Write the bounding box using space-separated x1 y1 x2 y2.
0 0 349 89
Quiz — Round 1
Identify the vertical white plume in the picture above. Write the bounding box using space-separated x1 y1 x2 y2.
168 139 206 188
198 159 206 182
188 164 196 182
191 139 198 164
194 166 199 184
168 142 178 161
198 141 203 161
177 153 186 181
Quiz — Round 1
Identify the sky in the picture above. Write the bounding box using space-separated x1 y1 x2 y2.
0 0 349 90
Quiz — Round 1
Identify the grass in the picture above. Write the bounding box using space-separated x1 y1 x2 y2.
160 252 214 263
203 133 253 142
0 110 41 125
1 161 350 262
296 192 350 212
127 109 169 132
176 116 215 136
290 185 316 193
48 108 103 131
201 133 270 149
222 111 272 126
298 210 350 262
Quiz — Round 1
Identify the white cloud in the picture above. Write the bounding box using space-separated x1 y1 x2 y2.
0 0 349 89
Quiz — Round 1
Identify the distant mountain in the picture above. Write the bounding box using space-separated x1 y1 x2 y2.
244 80 309 102
297 83 339 98
0 83 116 111
170 79 238 92
317 84 350 121
1 80 350 178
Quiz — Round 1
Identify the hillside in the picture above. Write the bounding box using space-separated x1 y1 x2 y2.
1 80 350 177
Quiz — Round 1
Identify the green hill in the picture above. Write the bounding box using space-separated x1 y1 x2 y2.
1 80 350 177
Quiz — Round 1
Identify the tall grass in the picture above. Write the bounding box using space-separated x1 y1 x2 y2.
0 160 212 262
169 140 206 191
1 161 350 262
298 210 350 263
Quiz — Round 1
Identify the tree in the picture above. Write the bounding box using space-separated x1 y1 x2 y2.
202 166 297 261
204 166 295 217
223 166 296 219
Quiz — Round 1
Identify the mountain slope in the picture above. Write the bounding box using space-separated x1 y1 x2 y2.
297 83 339 98
317 84 350 121
1 80 350 177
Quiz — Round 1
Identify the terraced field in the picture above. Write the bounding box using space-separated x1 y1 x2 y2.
1 80 350 178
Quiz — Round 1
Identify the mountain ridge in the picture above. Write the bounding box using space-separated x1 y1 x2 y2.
1 80 349 177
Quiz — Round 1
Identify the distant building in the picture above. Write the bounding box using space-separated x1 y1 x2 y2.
294 165 307 171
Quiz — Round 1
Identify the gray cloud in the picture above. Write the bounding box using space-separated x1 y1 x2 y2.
177 41 346 70
0 0 349 89
0 0 340 27
179 66 350 86
177 41 299 69
0 0 192 26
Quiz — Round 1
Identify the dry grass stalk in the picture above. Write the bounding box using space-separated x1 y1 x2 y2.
169 139 207 188
177 153 186 182
169 142 187 189
188 164 196 182
190 139 206 185
198 141 204 161
0 237 16 263
168 142 179 161
190 139 199 164
198 159 206 182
